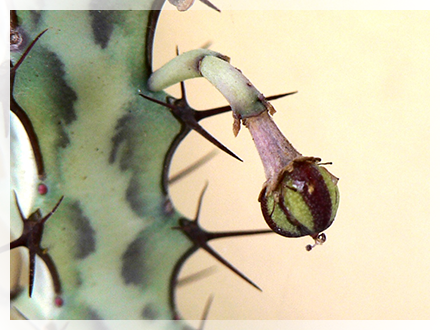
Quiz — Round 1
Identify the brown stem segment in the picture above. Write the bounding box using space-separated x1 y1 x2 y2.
244 111 302 188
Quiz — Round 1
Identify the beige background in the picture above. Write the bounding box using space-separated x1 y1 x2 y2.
154 9 430 320
1 5 430 325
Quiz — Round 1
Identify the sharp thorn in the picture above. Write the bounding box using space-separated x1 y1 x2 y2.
141 84 242 162
191 122 242 162
194 106 232 121
11 28 48 72
200 0 221 12
265 91 298 101
201 243 262 291
28 251 36 297
13 191 26 222
41 195 64 224
206 228 273 241
180 80 187 101
10 101 46 179
38 251 62 295
139 93 177 110
194 91 298 121
9 237 25 251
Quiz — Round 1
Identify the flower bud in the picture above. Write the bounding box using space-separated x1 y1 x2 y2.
258 157 339 239
245 111 339 246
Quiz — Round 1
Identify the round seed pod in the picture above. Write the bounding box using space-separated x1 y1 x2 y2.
259 157 339 238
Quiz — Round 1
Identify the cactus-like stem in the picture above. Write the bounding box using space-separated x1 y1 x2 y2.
148 50 302 184
198 55 272 120
147 49 229 91
148 50 276 135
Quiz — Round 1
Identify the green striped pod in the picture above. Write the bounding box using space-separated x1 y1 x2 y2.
259 157 339 240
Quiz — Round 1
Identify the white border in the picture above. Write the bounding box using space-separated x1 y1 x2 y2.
1 1 437 330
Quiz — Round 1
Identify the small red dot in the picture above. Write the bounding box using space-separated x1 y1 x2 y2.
38 184 48 195
55 296 64 307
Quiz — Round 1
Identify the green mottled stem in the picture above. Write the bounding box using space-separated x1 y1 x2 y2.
244 112 302 189
148 49 228 91
148 48 303 188
148 50 274 135
198 55 270 119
